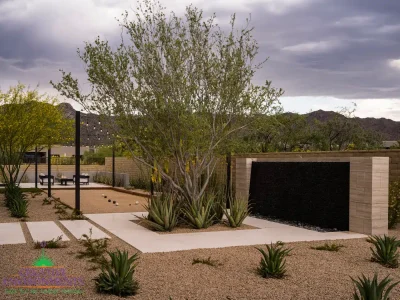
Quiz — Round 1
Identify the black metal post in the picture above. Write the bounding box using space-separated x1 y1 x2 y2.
226 152 231 208
75 111 81 211
34 146 38 189
47 148 51 197
112 144 115 187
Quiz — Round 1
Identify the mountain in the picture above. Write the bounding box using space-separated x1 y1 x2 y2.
57 103 400 143
304 110 400 140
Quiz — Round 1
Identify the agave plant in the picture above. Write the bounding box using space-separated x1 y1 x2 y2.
222 196 250 228
351 273 399 300
369 235 400 268
4 185 23 208
182 195 216 229
8 192 29 218
94 250 139 297
136 193 180 231
256 243 292 279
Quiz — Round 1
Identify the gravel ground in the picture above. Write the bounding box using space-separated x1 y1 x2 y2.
0 192 61 223
52 189 149 214
1 192 400 299
1 227 400 300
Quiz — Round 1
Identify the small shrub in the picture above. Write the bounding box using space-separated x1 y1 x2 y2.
9 194 29 218
311 243 345 252
351 273 399 300
42 197 55 205
276 241 285 247
369 235 400 268
136 193 180 231
192 256 222 267
182 195 216 229
223 196 250 228
34 236 66 249
4 185 23 208
256 243 292 279
389 180 400 229
94 250 139 297
129 177 151 191
77 228 109 268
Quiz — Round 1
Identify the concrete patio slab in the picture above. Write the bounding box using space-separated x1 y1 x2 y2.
60 220 110 240
0 223 26 245
26 221 70 242
85 213 367 253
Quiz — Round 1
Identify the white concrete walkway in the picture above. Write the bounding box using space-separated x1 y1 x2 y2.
60 220 110 239
27 221 70 242
85 213 367 253
0 223 26 245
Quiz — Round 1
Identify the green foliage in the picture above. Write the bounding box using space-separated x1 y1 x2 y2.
223 197 250 228
136 193 180 231
34 236 66 249
77 228 109 269
0 84 73 187
0 187 42 194
311 243 345 252
129 176 151 191
94 250 139 297
93 172 125 187
389 181 400 229
368 235 400 268
5 185 29 218
42 197 56 205
182 195 216 229
351 273 399 300
192 256 222 267
256 243 292 279
82 145 125 165
52 0 283 203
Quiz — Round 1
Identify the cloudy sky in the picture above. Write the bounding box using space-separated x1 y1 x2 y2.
0 0 399 120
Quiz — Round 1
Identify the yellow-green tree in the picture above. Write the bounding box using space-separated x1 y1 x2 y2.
0 84 74 186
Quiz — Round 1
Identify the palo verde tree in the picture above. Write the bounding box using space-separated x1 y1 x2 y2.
52 0 283 202
0 84 74 186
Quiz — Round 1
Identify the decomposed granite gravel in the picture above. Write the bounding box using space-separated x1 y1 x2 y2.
0 192 400 299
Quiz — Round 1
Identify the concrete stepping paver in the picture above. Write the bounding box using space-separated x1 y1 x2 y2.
85 213 366 253
60 220 110 240
0 223 26 245
26 221 70 242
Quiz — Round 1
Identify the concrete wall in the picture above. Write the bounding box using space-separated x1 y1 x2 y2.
235 156 389 235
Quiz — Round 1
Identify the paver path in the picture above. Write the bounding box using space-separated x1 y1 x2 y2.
60 220 110 239
0 223 26 245
26 221 70 242
86 213 367 253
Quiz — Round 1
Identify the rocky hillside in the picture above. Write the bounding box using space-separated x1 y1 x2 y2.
305 110 400 140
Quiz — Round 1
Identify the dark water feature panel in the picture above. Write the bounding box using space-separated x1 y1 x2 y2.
249 162 350 231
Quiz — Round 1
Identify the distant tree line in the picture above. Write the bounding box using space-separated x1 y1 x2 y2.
239 105 384 153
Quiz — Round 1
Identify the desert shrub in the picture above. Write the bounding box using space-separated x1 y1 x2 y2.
93 172 124 187
369 235 400 268
94 250 139 297
223 196 250 228
311 243 345 252
5 186 29 218
129 177 151 191
9 196 29 218
77 228 109 268
34 236 66 249
192 256 222 267
182 195 216 229
42 197 56 205
389 180 400 229
256 243 292 279
351 273 399 300
136 193 180 231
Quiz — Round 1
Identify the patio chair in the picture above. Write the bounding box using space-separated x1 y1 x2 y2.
73 174 90 185
39 173 54 185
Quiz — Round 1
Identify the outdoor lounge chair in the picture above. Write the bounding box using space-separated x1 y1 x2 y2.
73 174 90 185
39 174 54 185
